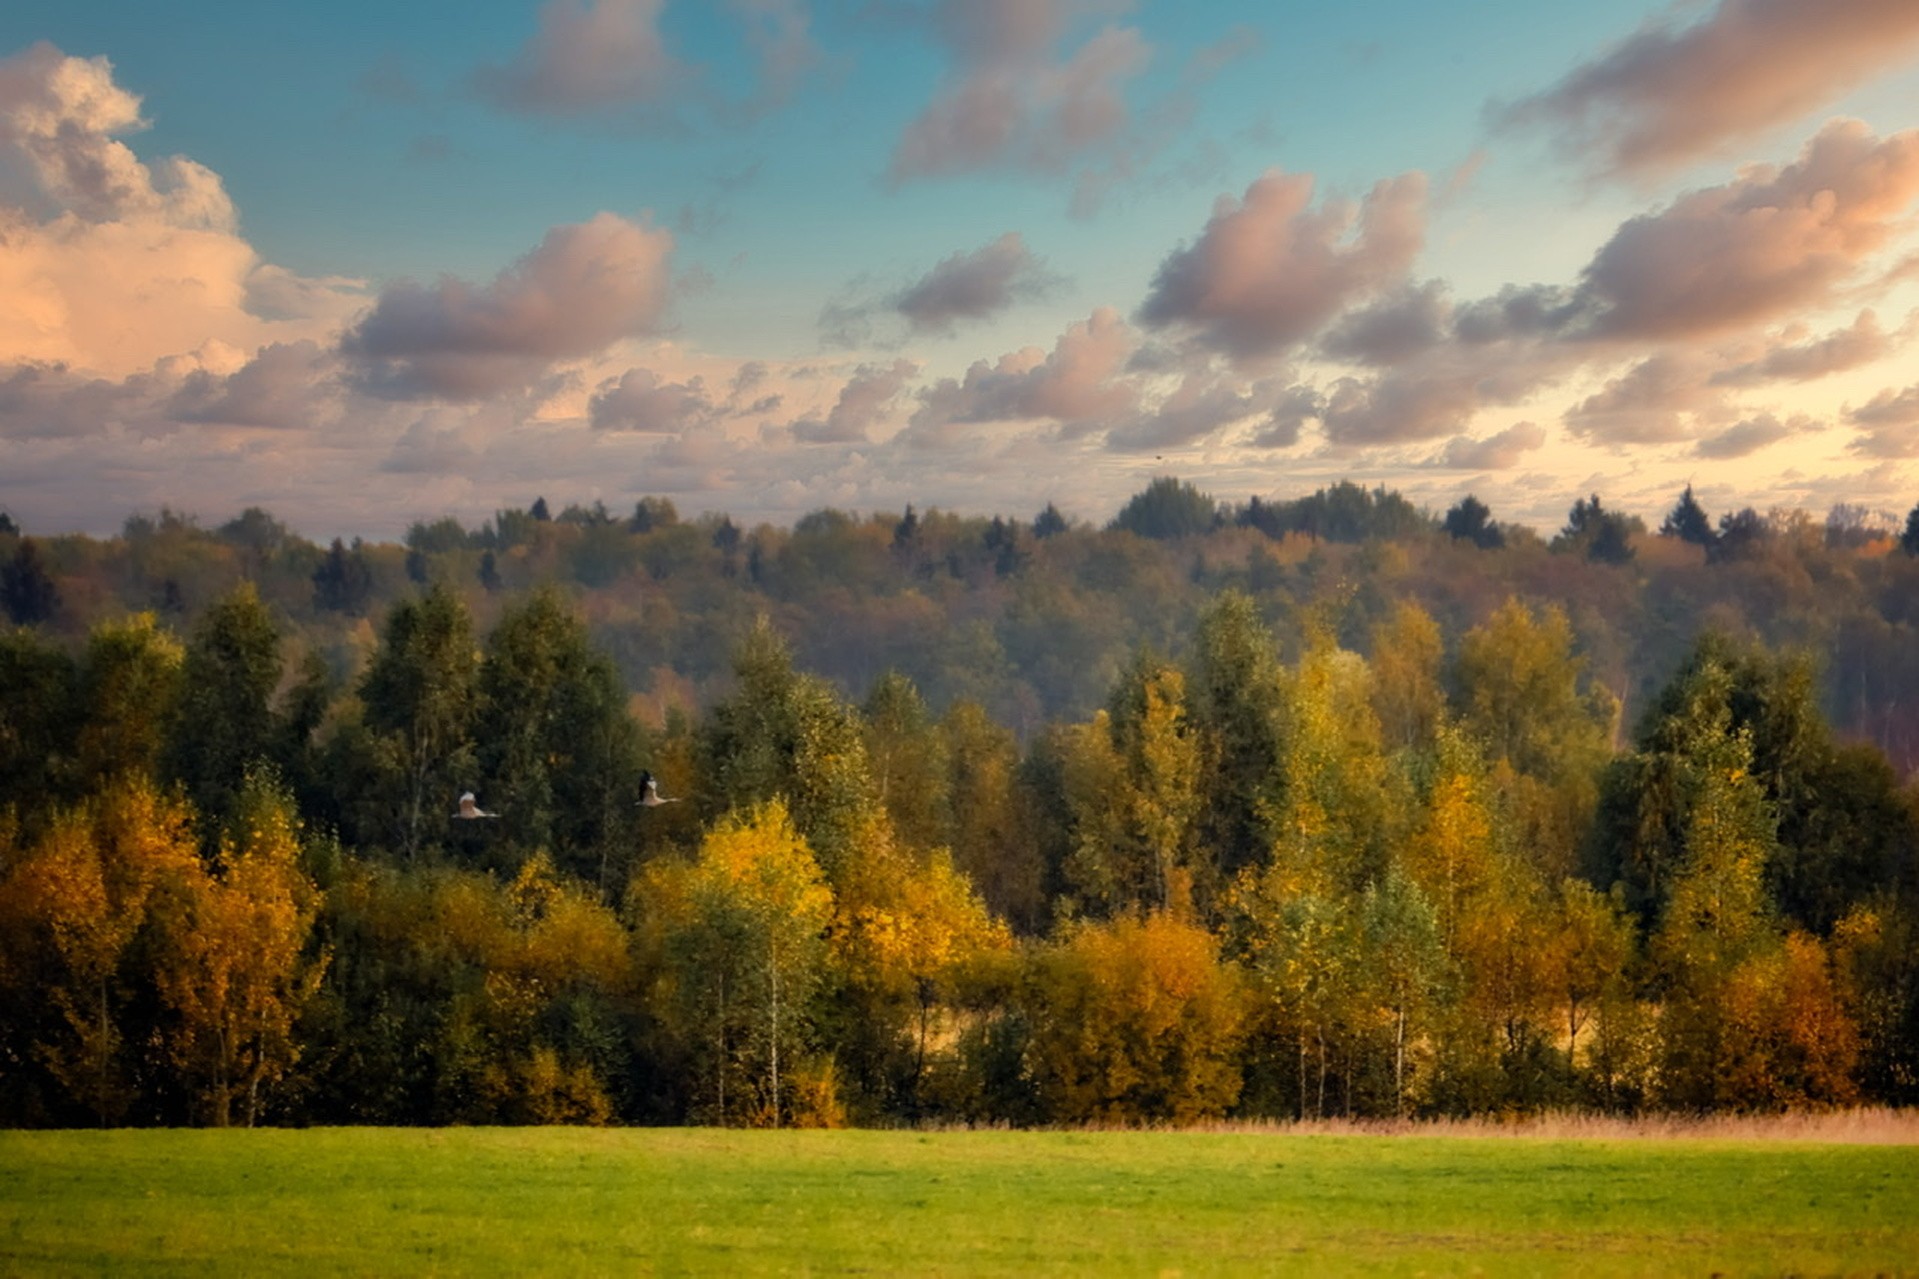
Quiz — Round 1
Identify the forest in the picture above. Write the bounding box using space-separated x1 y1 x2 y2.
1 477 1916 1127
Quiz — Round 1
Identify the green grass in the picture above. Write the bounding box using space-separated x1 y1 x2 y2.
2 1126 1914 1275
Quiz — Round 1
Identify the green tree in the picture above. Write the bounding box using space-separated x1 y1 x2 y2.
1109 477 1220 541
0 626 79 830
1555 493 1637 564
164 582 284 843
1452 598 1615 787
74 614 185 792
1 537 60 625
311 538 374 614
1441 495 1503 549
1659 484 1717 551
861 671 949 854
1185 592 1287 887
473 587 646 886
358 585 480 861
1901 503 1919 557
1359 868 1445 1117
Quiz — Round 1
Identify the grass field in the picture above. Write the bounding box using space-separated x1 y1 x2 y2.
3 1122 1916 1275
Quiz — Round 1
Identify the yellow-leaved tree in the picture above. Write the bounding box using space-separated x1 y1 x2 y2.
0 778 200 1124
1023 911 1245 1124
153 770 327 1127
642 800 834 1126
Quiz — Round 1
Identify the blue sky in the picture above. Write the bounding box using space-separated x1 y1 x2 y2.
4 1 1919 540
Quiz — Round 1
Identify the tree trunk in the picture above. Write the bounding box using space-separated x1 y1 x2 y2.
1394 1005 1406 1120
768 940 781 1129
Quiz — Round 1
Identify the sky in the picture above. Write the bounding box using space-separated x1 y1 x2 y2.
4 0 1919 542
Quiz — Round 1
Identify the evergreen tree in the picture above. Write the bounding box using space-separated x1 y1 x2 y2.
311 538 373 614
1659 485 1717 550
1032 502 1068 539
1 537 60 625
1110 477 1220 541
1441 495 1503 549
1901 502 1919 557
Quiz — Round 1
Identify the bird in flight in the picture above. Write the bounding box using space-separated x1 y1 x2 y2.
639 771 682 807
454 792 498 819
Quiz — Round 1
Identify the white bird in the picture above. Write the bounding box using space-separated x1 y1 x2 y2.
639 771 682 807
454 792 498 819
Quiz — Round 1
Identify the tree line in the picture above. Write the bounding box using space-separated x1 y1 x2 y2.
1 565 1914 1127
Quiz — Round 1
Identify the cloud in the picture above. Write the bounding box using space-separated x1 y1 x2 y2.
1564 353 1724 445
895 233 1059 335
1696 412 1803 458
1137 169 1426 362
1496 0 1919 180
473 0 821 124
790 360 917 443
908 306 1140 443
1319 280 1450 366
1104 365 1287 452
1710 310 1900 385
588 367 717 432
473 0 679 117
0 360 148 439
1576 120 1919 341
888 1 1150 181
0 44 363 378
1430 420 1547 470
168 340 337 429
341 212 675 399
1849 383 1919 456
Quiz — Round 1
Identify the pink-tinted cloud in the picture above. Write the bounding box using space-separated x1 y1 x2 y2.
1578 120 1919 341
1695 411 1804 458
889 1 1149 181
1710 310 1901 385
895 233 1059 335
1137 169 1426 363
1430 420 1547 470
791 359 917 443
341 213 675 399
473 0 679 117
168 340 337 429
1319 280 1450 366
908 306 1140 442
0 45 364 377
588 367 717 432
1498 0 1919 180
1849 383 1919 456
1104 366 1287 452
1564 353 1723 445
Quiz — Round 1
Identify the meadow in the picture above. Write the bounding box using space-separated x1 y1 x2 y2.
3 1122 1916 1276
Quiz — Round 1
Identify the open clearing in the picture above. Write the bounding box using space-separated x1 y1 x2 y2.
3 1124 1915 1275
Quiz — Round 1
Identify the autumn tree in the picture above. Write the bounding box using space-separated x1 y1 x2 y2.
73 614 185 791
1022 912 1244 1124
1369 601 1445 753
0 779 201 1124
153 770 327 1126
641 800 833 1126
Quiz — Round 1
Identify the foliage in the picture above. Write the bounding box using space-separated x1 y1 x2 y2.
1109 477 1221 541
